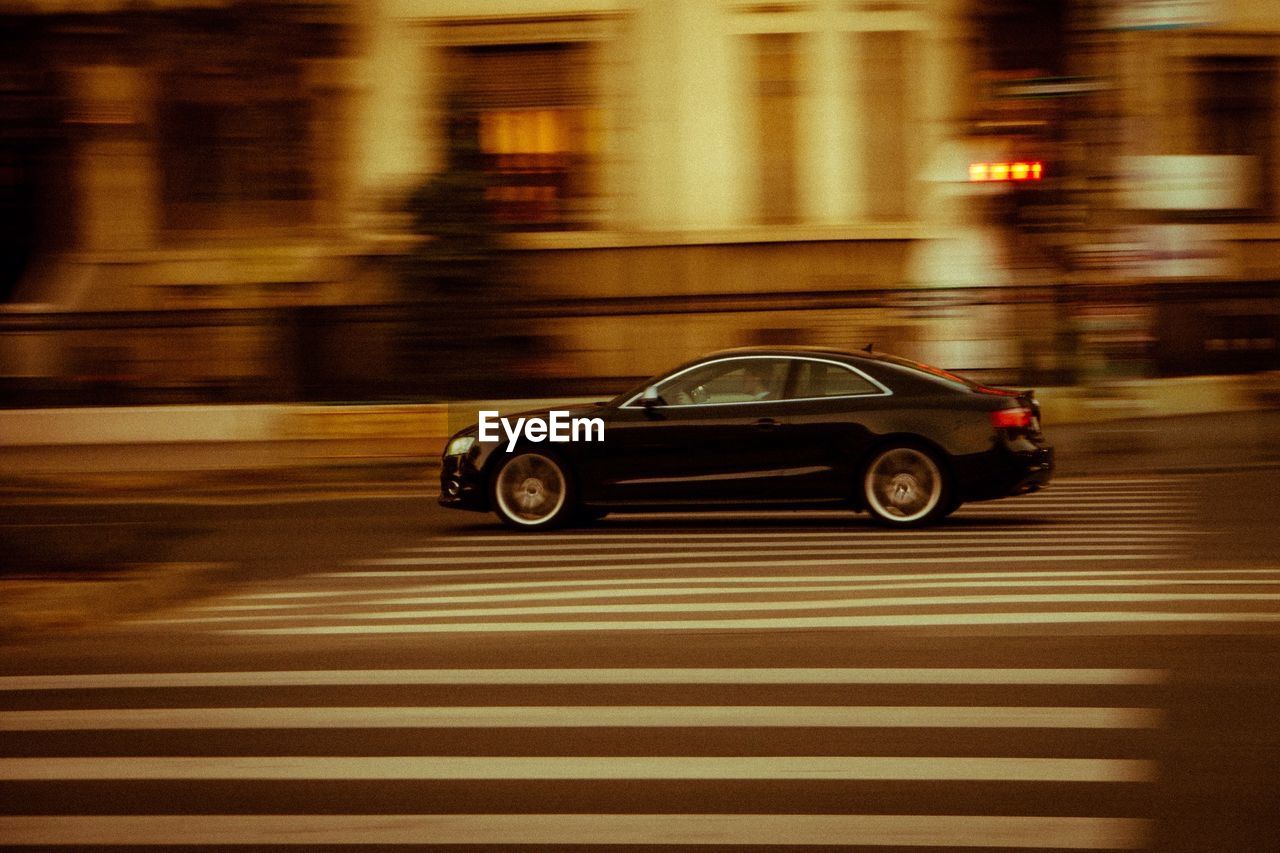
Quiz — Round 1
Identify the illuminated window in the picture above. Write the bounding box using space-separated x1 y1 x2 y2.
450 43 600 230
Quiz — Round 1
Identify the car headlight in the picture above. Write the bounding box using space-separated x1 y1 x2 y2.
445 435 477 457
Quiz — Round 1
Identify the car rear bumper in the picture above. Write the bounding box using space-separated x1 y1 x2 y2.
957 440 1054 502
1011 444 1054 492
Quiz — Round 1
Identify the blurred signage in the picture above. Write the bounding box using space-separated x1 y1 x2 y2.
1121 155 1254 210
974 71 1055 132
1136 225 1238 280
990 77 1106 99
1108 0 1217 30
968 161 1043 182
905 228 1012 288
1071 241 1148 272
1072 226 1238 277
282 406 447 442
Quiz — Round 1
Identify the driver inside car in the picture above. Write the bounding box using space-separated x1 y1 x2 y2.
743 363 776 401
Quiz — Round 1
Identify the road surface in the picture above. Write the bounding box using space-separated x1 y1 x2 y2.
2 472 1278 850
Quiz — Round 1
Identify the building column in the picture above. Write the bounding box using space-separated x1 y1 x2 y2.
70 63 155 258
633 0 743 230
803 0 854 224
356 1 433 199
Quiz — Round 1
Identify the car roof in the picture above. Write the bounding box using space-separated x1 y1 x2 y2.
695 346 876 362
607 346 976 407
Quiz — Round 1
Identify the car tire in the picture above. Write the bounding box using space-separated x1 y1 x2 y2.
490 451 576 530
861 444 951 528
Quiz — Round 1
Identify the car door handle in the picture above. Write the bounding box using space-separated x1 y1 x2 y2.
754 418 781 431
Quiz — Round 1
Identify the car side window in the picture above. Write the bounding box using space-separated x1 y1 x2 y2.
655 358 789 406
789 361 881 399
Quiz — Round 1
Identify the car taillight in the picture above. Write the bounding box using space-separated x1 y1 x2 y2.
991 407 1034 429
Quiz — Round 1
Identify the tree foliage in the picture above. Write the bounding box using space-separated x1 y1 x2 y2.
401 103 507 298
398 97 518 396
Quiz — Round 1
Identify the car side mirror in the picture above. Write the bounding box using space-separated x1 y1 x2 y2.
641 385 664 409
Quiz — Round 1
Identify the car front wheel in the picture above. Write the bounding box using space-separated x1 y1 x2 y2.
862 445 950 527
491 451 575 530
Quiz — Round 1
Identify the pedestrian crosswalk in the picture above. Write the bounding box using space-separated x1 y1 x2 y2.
3 474 1260 849
0 665 1165 849
129 475 1280 640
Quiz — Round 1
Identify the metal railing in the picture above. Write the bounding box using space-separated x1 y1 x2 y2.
0 281 1275 408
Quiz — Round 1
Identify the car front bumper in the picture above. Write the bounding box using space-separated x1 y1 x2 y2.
439 452 489 511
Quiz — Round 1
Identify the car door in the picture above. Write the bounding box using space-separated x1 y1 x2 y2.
775 357 895 498
584 356 808 504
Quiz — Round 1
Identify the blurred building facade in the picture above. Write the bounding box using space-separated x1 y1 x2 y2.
367 0 973 382
0 1 353 308
0 0 357 397
1 0 1278 400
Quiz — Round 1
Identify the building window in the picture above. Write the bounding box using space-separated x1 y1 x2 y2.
1196 56 1277 217
752 33 801 225
858 30 911 221
450 43 600 230
159 72 315 231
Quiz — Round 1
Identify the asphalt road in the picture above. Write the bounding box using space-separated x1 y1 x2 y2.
2 471 1279 850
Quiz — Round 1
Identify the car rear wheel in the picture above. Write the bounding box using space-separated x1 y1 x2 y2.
492 452 575 530
862 445 949 527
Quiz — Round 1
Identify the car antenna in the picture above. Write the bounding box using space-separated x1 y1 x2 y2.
862 342 874 354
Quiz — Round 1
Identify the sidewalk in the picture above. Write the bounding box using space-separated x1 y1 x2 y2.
0 398 583 500
1049 408 1280 476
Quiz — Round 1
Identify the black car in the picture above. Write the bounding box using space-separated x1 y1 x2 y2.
440 347 1053 529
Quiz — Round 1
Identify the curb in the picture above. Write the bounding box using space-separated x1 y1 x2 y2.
0 562 228 640
1060 461 1280 477
0 460 439 498
6 456 1280 503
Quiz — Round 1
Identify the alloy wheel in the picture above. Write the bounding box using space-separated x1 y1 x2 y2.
494 453 569 527
864 446 945 525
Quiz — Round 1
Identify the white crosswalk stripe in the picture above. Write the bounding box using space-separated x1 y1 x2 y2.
0 704 1163 731
0 667 1169 689
216 610 1280 636
0 754 1157 782
361 544 1179 566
